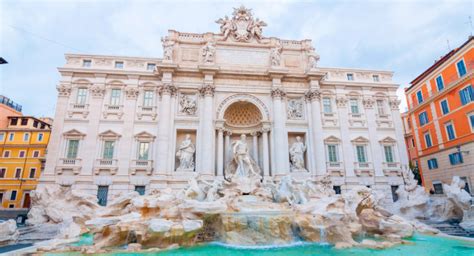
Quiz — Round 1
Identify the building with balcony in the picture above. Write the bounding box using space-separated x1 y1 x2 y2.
404 36 473 195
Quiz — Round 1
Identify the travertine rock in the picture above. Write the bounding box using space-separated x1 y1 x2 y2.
0 219 19 246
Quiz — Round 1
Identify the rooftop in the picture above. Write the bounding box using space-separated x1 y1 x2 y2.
0 95 22 112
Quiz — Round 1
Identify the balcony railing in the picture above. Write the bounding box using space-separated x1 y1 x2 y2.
349 112 363 119
96 158 118 166
326 161 342 168
130 159 154 175
60 158 82 165
71 103 89 109
139 105 156 112
354 161 372 169
106 104 123 111
383 162 400 169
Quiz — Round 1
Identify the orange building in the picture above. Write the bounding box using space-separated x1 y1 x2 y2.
0 95 22 128
404 36 474 195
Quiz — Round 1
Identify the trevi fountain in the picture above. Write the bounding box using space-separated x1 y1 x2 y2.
1 5 473 256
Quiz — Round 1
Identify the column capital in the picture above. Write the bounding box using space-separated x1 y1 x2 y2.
271 87 286 99
304 89 321 102
125 87 140 100
261 127 271 133
250 131 260 136
362 97 375 109
56 84 72 97
336 96 348 108
90 85 105 98
159 83 177 96
389 98 401 110
224 129 233 136
199 84 215 97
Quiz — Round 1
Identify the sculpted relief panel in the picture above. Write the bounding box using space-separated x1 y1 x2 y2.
178 94 198 116
287 98 304 120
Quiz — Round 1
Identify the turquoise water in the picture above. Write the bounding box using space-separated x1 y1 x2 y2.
47 234 474 256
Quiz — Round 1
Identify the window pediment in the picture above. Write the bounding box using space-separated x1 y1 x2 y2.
351 136 369 144
63 129 86 139
324 135 341 143
379 136 397 144
98 130 121 139
135 131 155 142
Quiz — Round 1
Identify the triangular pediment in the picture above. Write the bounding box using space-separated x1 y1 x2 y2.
63 129 86 138
379 136 397 144
98 130 121 139
134 131 155 139
324 135 341 143
351 136 369 143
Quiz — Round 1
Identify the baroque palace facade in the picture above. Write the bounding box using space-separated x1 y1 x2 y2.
40 6 408 205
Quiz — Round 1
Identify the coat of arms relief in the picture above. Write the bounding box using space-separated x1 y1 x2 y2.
215 5 267 42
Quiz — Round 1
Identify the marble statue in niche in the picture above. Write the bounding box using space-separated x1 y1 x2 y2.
176 134 195 171
202 41 216 64
287 99 304 119
270 42 282 67
179 94 197 115
289 136 307 172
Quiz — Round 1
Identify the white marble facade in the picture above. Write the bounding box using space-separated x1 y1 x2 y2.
40 6 408 203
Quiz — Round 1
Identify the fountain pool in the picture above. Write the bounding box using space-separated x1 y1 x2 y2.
43 234 473 256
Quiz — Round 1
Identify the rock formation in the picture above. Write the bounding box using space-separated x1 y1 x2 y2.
0 219 19 246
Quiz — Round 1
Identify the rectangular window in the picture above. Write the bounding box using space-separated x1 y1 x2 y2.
0 133 4 141
10 118 18 126
8 133 14 141
376 100 385 115
3 151 10 158
21 118 28 125
103 141 115 159
469 113 474 131
433 183 444 194
457 59 467 77
416 90 423 104
372 75 379 82
411 138 415 147
333 186 341 195
427 158 438 170
143 90 154 107
0 168 6 178
66 140 79 159
384 146 394 163
138 142 149 160
110 89 121 106
440 99 449 115
435 75 444 91
327 145 338 163
33 151 40 158
147 63 156 71
135 186 146 195
114 61 124 69
445 123 456 140
29 168 36 179
347 73 354 81
10 190 17 201
33 120 38 128
37 133 44 142
15 168 21 179
449 152 464 165
424 132 432 148
23 133 30 142
391 185 399 202
356 145 367 163
459 85 474 105
350 99 359 114
82 60 91 67
97 186 109 206
419 111 429 126
76 88 88 105
18 151 25 158
322 97 332 113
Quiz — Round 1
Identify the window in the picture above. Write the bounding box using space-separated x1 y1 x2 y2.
33 151 40 158
433 182 444 194
435 75 444 91
449 152 463 165
29 168 36 179
8 133 14 141
376 100 385 115
0 133 4 141
327 145 338 163
138 142 149 160
37 133 44 142
0 168 6 178
391 185 399 202
356 145 367 163
411 138 415 147
333 186 341 195
10 190 17 201
3 151 10 158
135 186 146 195
440 99 449 115
10 118 18 125
384 146 394 163
147 63 156 71
103 141 115 159
424 132 432 148
445 122 456 140
23 133 30 142
97 186 109 206
372 75 379 82
457 59 467 77
21 118 28 125
83 60 91 67
15 168 21 179
114 61 124 69
110 89 121 106
18 151 25 158
76 88 88 105
143 90 154 107
322 97 332 113
33 120 38 128
66 140 79 159
350 99 359 114
427 158 438 170
469 113 474 131
419 111 429 126
459 85 474 105
347 73 354 81
416 90 423 104
8 204 14 208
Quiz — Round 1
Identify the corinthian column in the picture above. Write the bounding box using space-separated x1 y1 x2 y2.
156 83 177 175
224 130 232 166
216 127 224 177
305 89 326 176
199 83 215 176
261 127 270 177
251 131 259 165
271 87 289 176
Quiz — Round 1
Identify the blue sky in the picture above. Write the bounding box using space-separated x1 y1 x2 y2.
0 0 472 117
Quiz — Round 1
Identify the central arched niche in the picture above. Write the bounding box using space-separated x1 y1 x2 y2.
223 101 263 133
